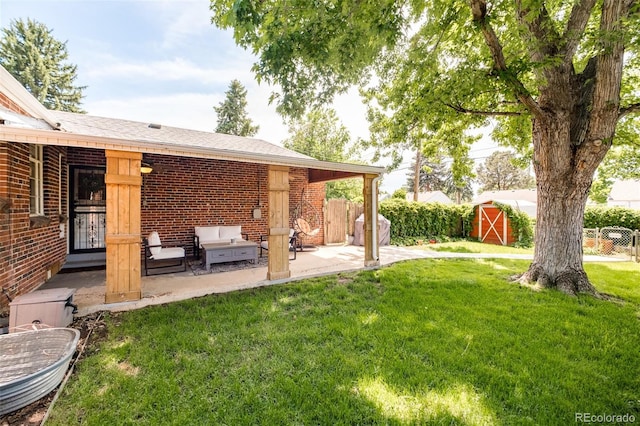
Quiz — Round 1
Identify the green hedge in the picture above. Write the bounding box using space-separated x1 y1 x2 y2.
379 199 535 247
583 206 640 230
377 202 639 247
379 199 473 244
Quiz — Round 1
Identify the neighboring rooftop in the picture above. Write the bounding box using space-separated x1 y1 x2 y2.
473 189 537 204
405 191 453 204
608 179 640 209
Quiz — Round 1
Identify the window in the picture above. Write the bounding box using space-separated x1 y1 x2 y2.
29 144 43 216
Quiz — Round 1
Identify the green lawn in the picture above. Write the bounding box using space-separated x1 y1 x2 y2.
48 259 640 425
420 240 535 254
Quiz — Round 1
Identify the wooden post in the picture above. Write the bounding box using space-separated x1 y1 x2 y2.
105 150 142 303
363 174 380 267
267 165 291 280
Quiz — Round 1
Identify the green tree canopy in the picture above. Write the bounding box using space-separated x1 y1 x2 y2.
284 108 363 200
476 151 535 192
214 79 259 136
211 0 640 295
0 18 86 113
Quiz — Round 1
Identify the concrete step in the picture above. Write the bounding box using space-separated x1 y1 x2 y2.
63 252 106 270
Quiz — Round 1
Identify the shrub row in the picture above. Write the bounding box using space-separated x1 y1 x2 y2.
379 201 639 246
379 199 473 244
583 206 640 230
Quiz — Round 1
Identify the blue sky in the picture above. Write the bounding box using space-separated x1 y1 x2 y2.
0 0 301 138
0 0 498 195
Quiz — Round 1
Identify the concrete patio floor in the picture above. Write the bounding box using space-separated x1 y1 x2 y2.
40 244 625 316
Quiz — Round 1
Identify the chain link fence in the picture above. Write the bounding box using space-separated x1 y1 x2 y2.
583 227 639 261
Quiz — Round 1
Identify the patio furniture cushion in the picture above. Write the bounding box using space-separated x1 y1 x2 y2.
148 231 162 256
219 225 243 241
152 246 185 260
195 226 220 243
143 232 187 275
193 225 249 257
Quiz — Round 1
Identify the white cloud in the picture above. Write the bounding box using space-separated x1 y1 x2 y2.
85 56 254 85
155 1 213 50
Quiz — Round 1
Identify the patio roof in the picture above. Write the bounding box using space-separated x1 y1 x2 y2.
0 109 383 180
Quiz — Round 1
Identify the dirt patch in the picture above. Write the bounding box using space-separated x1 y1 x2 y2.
0 311 111 426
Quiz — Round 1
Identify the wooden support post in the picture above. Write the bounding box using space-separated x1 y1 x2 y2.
363 174 380 267
267 165 291 280
105 150 142 303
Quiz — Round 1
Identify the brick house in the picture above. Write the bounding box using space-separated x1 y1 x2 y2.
0 66 383 313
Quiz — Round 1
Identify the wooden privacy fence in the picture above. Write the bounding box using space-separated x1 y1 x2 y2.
324 199 364 244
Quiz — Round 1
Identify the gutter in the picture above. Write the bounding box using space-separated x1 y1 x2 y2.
371 176 381 262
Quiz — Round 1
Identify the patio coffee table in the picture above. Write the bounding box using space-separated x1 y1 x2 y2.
201 241 258 271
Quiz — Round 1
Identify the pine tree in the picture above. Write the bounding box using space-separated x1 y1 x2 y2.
214 80 259 136
0 18 86 113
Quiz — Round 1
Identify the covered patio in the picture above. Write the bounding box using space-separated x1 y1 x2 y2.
39 245 435 316
1 103 384 308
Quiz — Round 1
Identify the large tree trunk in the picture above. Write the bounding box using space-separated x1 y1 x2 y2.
521 116 602 295
515 0 627 296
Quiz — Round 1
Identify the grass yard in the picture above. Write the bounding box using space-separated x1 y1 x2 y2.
48 259 640 425
420 240 535 255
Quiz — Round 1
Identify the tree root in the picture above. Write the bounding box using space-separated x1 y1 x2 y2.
517 263 600 297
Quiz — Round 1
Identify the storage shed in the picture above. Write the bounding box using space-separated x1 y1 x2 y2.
470 201 519 246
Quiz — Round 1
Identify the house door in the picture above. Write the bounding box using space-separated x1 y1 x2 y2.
69 167 106 253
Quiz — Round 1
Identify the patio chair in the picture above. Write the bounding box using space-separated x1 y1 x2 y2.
143 231 187 276
259 229 298 260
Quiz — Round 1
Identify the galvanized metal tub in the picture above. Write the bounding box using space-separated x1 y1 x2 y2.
0 327 80 416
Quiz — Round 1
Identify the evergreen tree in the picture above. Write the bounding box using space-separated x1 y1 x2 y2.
214 80 259 136
0 18 86 113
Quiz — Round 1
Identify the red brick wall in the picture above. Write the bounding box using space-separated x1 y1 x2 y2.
140 155 325 255
67 147 105 167
0 145 327 313
0 142 68 314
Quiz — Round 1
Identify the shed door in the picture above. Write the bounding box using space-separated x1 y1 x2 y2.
478 205 508 245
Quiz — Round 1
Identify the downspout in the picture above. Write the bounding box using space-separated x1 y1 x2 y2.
371 175 381 262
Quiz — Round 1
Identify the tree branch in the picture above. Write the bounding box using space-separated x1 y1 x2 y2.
588 0 628 130
444 103 523 117
619 102 640 119
469 0 544 118
562 0 598 62
515 0 560 63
